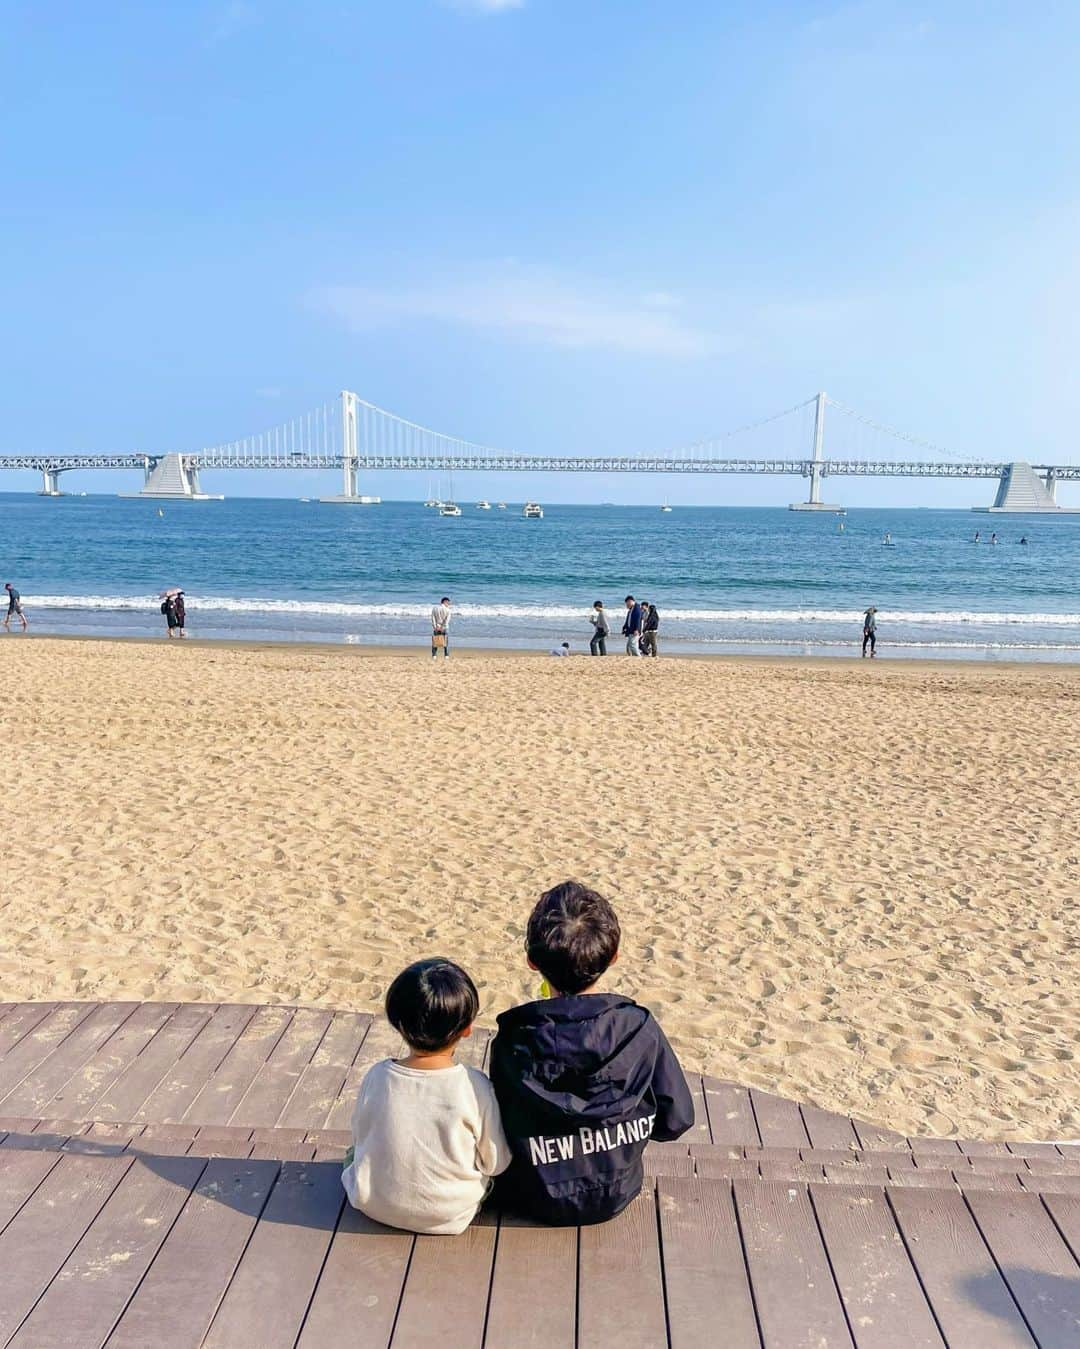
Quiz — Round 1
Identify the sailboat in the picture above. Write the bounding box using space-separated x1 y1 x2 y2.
660 502 673 512
423 476 440 508
476 500 491 510
439 471 461 516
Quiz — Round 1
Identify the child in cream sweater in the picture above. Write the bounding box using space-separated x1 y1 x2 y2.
341 958 511 1235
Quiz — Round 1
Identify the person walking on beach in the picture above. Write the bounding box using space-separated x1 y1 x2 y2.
161 589 186 639
640 601 659 657
589 601 610 656
3 582 27 632
431 596 452 659
862 606 877 658
622 595 642 656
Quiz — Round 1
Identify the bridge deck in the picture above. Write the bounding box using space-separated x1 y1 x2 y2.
0 1001 1076 1346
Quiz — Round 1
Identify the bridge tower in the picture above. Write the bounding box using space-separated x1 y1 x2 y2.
320 391 381 504
38 469 63 497
789 392 843 512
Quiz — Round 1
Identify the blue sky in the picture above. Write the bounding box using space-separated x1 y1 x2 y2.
4 0 1080 506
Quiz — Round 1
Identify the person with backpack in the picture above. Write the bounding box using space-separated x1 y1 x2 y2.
621 595 642 657
862 606 877 658
588 601 610 656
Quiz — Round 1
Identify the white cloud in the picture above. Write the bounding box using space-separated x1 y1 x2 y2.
313 266 716 358
440 0 525 13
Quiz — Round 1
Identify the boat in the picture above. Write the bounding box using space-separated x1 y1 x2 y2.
522 502 544 519
476 500 491 510
439 502 462 517
496 502 507 510
423 477 441 508
299 497 310 503
660 503 672 512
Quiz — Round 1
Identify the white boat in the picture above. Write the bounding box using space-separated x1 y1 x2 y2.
522 502 543 519
439 502 462 517
660 503 672 512
424 498 441 508
496 502 507 509
476 500 491 510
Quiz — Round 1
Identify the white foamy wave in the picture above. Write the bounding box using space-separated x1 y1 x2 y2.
22 594 1080 628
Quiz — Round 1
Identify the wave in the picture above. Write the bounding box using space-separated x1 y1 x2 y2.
22 594 1080 628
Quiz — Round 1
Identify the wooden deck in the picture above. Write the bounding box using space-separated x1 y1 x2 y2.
0 1001 1077 1346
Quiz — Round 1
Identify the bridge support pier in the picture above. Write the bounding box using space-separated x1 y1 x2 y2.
320 391 381 503
119 454 222 500
38 468 63 497
974 461 1079 513
789 391 844 512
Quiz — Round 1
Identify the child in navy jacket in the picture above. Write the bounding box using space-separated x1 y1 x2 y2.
490 881 694 1226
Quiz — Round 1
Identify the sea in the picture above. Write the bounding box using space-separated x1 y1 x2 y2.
2 494 1080 662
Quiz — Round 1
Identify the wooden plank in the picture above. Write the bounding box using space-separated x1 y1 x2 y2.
309 1010 372 1067
825 1164 890 1186
0 1002 140 1115
228 1007 334 1128
42 1001 179 1119
0 1003 57 1057
683 1073 711 1145
657 1177 760 1349
957 1139 1013 1157
387 1212 496 1346
643 1148 694 1177
734 1179 853 1348
800 1101 860 1150
350 1017 403 1072
578 1190 668 1349
276 1063 352 1130
0 1147 64 1235
750 1087 811 1148
108 1158 281 1349
92 1004 217 1121
1043 1192 1080 1262
181 1005 295 1125
0 1153 133 1342
1006 1140 1065 1159
452 1026 491 1070
202 1159 346 1348
956 1172 1025 1192
695 1157 759 1180
0 1003 97 1101
134 1004 258 1123
908 1137 963 1158
853 1120 910 1151
324 1066 367 1131
1025 1176 1080 1195
484 1213 576 1349
9 1154 206 1349
703 1080 760 1147
296 1206 413 1349
810 1183 944 1348
888 1186 1037 1347
886 1169 957 1188
965 1189 1080 1349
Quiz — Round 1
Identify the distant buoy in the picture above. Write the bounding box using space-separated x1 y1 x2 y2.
157 509 164 518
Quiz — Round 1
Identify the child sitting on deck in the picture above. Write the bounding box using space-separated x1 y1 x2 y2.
341 958 511 1234
490 881 694 1226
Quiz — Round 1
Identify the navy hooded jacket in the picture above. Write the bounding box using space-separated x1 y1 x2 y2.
489 992 694 1226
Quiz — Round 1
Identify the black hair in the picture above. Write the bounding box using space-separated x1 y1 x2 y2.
625 594 635 603
593 600 604 607
526 881 620 995
385 957 479 1052
440 596 451 604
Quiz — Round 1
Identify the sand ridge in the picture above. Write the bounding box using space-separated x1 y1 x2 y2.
0 638 1077 1138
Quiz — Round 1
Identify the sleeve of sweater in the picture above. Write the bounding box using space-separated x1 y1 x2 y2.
469 1069 514 1177
650 1023 696 1141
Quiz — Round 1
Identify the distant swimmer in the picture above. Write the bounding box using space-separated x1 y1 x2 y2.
838 521 845 533
862 606 877 659
882 532 893 546
990 532 998 545
1020 536 1028 546
973 530 980 543
3 582 27 632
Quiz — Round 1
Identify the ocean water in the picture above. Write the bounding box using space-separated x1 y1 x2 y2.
2 494 1079 661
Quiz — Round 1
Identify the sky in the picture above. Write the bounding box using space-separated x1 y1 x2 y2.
3 0 1080 507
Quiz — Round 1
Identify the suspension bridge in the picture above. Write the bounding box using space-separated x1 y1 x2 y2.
2 392 1078 512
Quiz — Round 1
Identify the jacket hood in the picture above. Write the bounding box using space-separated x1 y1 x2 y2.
494 993 655 1121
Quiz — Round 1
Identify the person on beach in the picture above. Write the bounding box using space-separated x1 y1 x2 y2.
589 601 610 656
490 880 694 1227
341 958 511 1235
550 642 571 656
3 582 27 632
431 596 452 659
161 591 186 639
862 606 877 658
640 601 659 657
622 595 642 656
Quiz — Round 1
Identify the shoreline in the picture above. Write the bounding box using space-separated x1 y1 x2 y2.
8 629 1080 676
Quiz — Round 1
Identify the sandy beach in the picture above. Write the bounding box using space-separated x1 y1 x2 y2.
0 637 1076 1139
